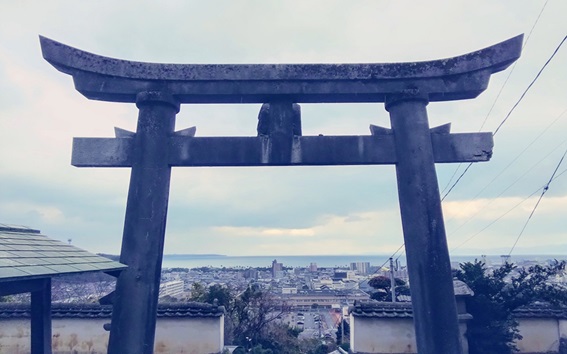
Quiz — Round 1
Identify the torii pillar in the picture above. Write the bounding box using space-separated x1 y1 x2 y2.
40 34 522 354
387 93 459 351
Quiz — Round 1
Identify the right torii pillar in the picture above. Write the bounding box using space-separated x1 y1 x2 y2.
387 93 462 352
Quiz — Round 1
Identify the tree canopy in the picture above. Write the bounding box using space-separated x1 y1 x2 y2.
190 282 332 353
368 275 409 301
456 260 567 354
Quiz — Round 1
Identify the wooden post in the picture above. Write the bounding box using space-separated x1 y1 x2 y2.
108 91 179 354
386 95 462 354
31 278 51 354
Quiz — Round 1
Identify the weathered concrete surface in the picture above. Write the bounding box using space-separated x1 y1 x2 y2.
72 132 493 167
40 35 522 103
107 92 178 354
387 98 462 354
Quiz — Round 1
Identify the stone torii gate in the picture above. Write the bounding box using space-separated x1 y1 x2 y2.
40 35 522 354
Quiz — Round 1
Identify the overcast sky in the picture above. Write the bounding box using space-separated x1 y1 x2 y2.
0 1 566 258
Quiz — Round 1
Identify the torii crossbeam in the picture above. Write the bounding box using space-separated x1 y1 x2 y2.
41 34 522 354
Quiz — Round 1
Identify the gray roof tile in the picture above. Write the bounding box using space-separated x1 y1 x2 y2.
0 225 126 281
0 302 225 319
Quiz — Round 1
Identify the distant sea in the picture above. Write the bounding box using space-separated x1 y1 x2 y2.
161 254 567 269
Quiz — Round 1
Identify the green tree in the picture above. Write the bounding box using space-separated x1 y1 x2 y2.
204 284 232 309
189 282 207 302
368 276 407 301
191 283 295 349
456 260 567 354
231 285 289 347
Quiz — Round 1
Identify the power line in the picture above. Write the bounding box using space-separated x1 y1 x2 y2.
441 35 566 201
350 244 406 292
451 167 567 251
493 34 566 136
441 164 463 195
508 146 567 255
445 108 567 229
443 0 550 193
448 138 567 235
442 163 473 201
522 0 550 50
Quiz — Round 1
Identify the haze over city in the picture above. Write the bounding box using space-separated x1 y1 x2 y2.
0 1 566 257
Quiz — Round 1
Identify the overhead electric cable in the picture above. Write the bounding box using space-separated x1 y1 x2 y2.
480 0 549 131
378 243 405 270
449 137 567 235
443 1 550 192
441 35 566 201
451 167 567 251
445 108 567 228
508 146 567 255
493 35 566 136
348 243 406 291
451 187 541 251
441 163 473 201
522 0 550 49
441 164 463 195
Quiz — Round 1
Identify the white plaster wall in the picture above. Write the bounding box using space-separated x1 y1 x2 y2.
0 316 224 354
0 319 30 354
559 319 567 339
350 316 417 353
155 317 223 354
51 318 109 353
349 316 469 354
516 318 560 353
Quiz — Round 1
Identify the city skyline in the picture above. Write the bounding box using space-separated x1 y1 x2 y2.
1 1 566 256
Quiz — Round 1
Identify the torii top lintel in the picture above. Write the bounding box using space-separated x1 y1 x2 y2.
40 35 522 104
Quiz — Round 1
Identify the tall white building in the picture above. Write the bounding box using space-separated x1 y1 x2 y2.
350 262 370 275
159 280 185 299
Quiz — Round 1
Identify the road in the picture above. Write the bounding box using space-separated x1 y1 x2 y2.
293 309 339 341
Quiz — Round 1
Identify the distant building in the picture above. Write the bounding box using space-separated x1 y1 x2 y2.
243 268 259 280
350 262 370 275
272 259 283 278
280 289 370 310
309 262 318 272
282 287 298 294
159 280 184 299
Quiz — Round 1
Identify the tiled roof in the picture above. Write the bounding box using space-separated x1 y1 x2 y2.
0 225 126 281
513 303 567 320
0 302 225 319
349 300 472 320
350 301 413 318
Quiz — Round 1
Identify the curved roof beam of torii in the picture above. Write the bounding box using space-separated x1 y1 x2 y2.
40 34 523 104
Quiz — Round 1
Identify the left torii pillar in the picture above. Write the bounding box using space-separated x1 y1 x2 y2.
109 92 178 353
